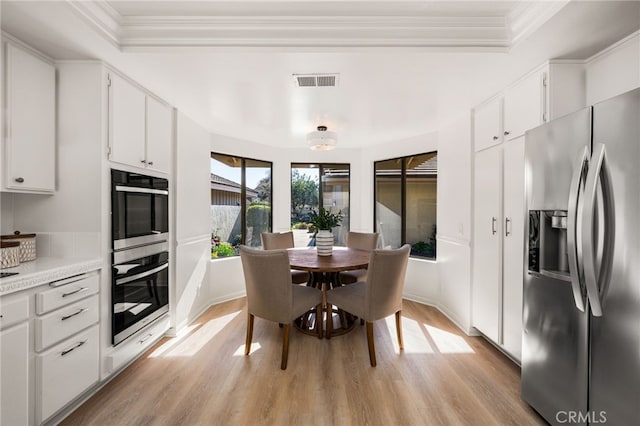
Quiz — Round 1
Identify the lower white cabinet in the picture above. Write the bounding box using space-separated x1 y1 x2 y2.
33 272 100 423
35 294 99 351
472 137 525 361
36 325 100 423
1 322 30 425
0 293 30 425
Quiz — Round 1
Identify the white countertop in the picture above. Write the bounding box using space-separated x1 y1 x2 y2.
0 257 103 296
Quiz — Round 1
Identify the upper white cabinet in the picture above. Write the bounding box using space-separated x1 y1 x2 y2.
108 72 172 174
145 95 173 173
108 72 146 169
503 70 545 141
473 96 502 152
3 42 56 193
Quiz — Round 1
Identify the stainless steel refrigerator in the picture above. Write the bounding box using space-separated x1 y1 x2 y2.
522 87 639 425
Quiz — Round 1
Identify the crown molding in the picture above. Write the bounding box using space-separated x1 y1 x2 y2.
66 0 565 50
508 0 570 49
66 0 122 47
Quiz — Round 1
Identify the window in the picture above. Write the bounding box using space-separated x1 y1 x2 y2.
374 152 437 259
291 163 350 247
210 153 272 258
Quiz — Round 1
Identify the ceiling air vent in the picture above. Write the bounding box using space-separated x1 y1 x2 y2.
293 73 339 87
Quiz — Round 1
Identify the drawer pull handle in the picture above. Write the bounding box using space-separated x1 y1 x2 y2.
62 287 88 298
61 340 87 357
61 308 89 321
139 333 153 344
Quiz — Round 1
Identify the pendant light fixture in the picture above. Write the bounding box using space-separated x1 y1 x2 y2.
307 125 337 151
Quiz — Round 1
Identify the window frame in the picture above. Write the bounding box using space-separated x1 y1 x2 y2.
290 162 351 244
373 151 437 259
210 152 273 255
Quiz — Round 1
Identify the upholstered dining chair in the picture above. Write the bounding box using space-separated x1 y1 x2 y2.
326 244 411 367
339 231 379 284
261 231 310 285
240 246 322 370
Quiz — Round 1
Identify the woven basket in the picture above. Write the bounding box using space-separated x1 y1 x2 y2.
0 241 20 269
1 232 36 262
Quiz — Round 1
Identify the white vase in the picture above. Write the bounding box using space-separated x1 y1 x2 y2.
315 229 334 256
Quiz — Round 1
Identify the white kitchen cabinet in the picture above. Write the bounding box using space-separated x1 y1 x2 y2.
36 325 99 424
503 62 585 142
108 71 172 174
108 72 146 169
473 96 502 152
472 138 525 361
472 145 503 343
145 95 173 173
3 42 56 193
0 294 30 426
504 70 545 141
501 137 525 360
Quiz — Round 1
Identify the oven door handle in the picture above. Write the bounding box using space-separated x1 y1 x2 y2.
116 262 168 285
115 185 168 196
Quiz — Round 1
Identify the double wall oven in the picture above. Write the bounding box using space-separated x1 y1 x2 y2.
111 170 169 345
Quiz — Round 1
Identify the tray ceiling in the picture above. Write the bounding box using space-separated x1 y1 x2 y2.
68 0 568 50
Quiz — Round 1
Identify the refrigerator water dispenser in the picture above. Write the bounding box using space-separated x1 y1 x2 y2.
528 210 570 276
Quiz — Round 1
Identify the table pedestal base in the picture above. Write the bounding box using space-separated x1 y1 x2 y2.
294 271 357 338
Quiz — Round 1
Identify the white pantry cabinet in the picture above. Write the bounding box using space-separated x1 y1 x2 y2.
0 294 30 426
2 41 56 193
501 138 525 359
472 138 525 361
472 145 502 343
108 72 173 174
472 61 584 362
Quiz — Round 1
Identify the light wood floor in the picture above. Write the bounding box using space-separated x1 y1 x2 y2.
63 299 545 426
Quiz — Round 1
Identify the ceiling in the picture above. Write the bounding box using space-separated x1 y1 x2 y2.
1 1 639 149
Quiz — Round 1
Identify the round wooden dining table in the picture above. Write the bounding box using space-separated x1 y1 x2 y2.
287 247 371 338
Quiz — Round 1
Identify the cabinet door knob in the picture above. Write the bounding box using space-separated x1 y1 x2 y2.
492 217 497 235
147 161 154 166
140 160 147 164
504 130 510 136
492 136 499 141
14 177 24 183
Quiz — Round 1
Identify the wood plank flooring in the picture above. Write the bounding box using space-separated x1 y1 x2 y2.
63 299 545 426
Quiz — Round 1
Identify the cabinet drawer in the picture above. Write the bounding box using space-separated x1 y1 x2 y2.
35 294 99 351
0 293 29 330
36 272 99 314
106 314 169 375
36 324 99 424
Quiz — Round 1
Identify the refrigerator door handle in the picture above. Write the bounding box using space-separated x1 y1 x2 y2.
567 146 589 312
582 143 615 317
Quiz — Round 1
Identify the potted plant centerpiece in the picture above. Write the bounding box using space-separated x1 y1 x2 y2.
309 207 343 256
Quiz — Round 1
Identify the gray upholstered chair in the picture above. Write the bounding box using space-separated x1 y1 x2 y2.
240 246 322 370
339 231 380 284
261 231 310 285
326 244 411 366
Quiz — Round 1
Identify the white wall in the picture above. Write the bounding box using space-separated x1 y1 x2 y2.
435 114 473 333
173 112 213 332
1 192 14 234
361 132 441 305
586 31 640 105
